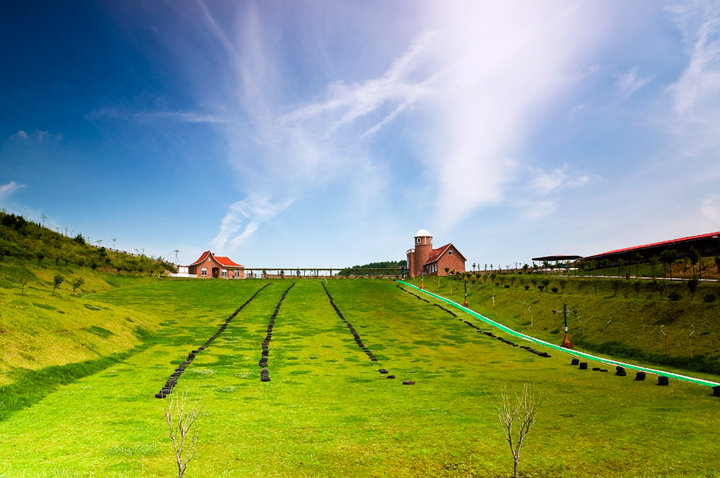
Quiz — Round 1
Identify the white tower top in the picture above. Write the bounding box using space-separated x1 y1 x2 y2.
415 228 432 237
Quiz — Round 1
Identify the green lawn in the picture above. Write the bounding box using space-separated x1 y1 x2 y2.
1 279 719 477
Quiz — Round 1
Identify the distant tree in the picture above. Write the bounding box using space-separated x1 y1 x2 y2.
688 247 700 277
52 274 64 295
71 277 85 296
73 234 85 245
633 280 642 298
687 277 700 302
656 280 666 299
617 258 625 277
611 279 622 297
649 256 659 280
600 259 611 277
633 252 643 277
522 264 529 274
19 268 31 295
660 250 679 279
558 279 567 294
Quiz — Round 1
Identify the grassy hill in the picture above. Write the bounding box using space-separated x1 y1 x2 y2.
0 212 173 389
0 279 718 477
0 211 175 274
413 273 720 377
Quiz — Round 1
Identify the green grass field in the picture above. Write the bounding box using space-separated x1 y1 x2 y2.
1 278 719 477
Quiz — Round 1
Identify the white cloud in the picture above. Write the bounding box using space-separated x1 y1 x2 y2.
0 181 25 203
211 195 294 251
160 1 616 247
531 166 590 195
90 107 232 124
9 129 61 141
615 67 651 98
667 2 720 121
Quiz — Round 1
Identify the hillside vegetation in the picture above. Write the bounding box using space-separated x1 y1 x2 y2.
0 211 175 274
0 212 174 385
414 272 720 377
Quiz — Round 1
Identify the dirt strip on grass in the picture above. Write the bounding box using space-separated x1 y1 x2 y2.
259 283 295 382
155 283 271 398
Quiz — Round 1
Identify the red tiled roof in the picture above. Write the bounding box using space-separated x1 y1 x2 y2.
188 251 243 268
215 256 243 268
424 243 466 264
188 251 211 267
585 231 720 260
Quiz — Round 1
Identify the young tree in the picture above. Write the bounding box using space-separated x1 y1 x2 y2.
71 277 85 296
18 268 31 295
558 279 567 294
633 280 642 298
649 256 659 280
164 390 202 478
687 277 699 302
688 247 699 277
660 250 678 279
633 252 644 278
52 275 64 295
497 383 541 478
715 256 720 274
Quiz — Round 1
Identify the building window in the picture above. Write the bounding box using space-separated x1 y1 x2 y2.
201 268 207 276
449 250 453 255
222 270 227 277
417 238 421 244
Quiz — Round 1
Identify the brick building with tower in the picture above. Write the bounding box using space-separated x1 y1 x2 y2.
406 229 466 278
185 251 245 279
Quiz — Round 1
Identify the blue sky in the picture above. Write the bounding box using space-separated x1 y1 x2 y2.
1 1 719 268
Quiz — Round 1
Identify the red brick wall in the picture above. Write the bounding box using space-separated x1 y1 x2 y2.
188 255 244 278
413 236 433 278
436 246 465 276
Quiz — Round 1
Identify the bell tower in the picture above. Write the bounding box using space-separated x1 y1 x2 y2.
410 229 433 278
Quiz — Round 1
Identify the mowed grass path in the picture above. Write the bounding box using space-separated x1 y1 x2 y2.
0 279 718 477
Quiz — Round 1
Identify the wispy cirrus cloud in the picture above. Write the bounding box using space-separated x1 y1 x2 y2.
667 2 720 121
616 67 652 98
89 107 233 124
0 181 25 203
10 129 62 141
210 195 294 251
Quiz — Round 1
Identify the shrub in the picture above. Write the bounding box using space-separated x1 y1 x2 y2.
703 294 716 303
524 285 530 290
668 291 682 301
551 287 558 293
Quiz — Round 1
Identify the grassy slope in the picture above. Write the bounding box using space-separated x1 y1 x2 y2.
0 279 719 477
418 275 720 378
0 259 159 385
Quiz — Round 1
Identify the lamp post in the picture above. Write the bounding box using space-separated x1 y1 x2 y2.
553 304 574 349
